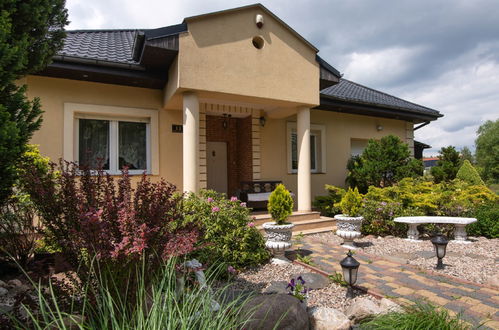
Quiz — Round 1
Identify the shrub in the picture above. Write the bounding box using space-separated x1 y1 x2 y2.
360 200 409 236
313 184 345 216
346 135 423 193
335 187 363 217
431 146 462 183
183 190 269 270
359 302 470 330
21 161 198 293
0 194 40 267
456 160 485 186
267 184 293 225
467 202 499 238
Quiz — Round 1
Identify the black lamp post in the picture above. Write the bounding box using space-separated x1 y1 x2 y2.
340 250 360 298
431 233 448 270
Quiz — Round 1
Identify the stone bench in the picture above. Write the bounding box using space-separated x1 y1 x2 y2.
394 216 477 242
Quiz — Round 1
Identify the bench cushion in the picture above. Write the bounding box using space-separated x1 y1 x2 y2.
394 216 476 225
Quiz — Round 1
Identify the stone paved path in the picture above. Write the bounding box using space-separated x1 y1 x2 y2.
288 236 499 329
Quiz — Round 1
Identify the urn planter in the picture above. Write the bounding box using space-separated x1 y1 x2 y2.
334 214 364 249
262 222 295 264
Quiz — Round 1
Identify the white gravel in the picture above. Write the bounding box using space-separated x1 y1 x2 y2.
308 232 499 285
228 262 376 311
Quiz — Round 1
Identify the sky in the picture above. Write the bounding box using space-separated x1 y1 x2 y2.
65 0 499 156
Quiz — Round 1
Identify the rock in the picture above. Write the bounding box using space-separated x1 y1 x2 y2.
50 314 84 329
385 235 395 239
345 297 382 323
0 303 14 315
0 287 7 296
263 281 289 294
241 294 309 330
485 274 499 288
379 298 403 314
7 279 22 287
308 307 351 330
0 280 7 288
290 272 330 290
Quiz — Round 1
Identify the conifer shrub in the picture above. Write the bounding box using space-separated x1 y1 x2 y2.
267 184 294 225
467 202 499 238
335 187 363 217
313 184 345 216
456 160 485 186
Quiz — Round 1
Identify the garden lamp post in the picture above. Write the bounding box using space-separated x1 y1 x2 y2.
340 250 360 299
431 234 448 270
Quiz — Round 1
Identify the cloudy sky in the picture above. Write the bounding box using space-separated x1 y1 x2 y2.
66 0 499 155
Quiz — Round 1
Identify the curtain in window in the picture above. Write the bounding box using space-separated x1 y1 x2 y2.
119 121 147 170
79 119 109 169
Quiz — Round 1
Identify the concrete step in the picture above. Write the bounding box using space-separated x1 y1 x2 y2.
253 211 322 226
258 216 336 235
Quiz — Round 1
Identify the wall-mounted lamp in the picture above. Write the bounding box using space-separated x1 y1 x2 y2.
255 14 264 28
259 116 266 127
223 113 231 130
376 124 383 131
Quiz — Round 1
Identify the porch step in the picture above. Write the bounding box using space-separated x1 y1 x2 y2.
253 211 322 226
257 215 336 235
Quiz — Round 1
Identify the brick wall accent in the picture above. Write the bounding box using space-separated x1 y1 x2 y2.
206 115 252 196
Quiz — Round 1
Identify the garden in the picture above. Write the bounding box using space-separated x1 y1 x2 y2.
1 135 497 329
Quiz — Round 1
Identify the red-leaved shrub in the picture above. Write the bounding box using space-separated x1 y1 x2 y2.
22 161 199 277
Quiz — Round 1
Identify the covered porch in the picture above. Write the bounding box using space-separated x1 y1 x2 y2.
182 92 313 212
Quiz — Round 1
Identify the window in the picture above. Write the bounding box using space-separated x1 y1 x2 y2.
64 103 159 175
77 118 149 173
287 122 326 173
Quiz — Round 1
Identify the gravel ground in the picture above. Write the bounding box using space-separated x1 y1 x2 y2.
227 262 377 311
308 232 499 285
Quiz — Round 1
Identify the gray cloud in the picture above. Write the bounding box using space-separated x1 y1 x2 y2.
65 0 499 155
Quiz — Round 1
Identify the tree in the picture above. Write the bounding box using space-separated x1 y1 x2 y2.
475 119 499 184
460 146 474 164
0 0 68 204
346 135 423 193
456 160 484 186
431 146 461 183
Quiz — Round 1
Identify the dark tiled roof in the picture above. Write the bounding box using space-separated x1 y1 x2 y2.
321 79 441 117
59 30 139 64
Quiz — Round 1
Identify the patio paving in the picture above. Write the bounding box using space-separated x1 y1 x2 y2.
287 236 499 329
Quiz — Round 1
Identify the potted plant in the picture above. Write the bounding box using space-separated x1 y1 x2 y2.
334 187 364 249
263 184 294 264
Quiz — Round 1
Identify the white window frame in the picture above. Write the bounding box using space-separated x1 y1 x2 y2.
287 122 326 174
64 103 159 175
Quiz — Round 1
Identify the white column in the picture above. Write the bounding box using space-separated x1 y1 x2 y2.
183 92 199 193
297 106 311 211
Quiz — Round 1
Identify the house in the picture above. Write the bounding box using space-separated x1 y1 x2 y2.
27 4 442 214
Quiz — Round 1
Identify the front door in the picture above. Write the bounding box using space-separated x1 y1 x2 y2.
207 141 228 194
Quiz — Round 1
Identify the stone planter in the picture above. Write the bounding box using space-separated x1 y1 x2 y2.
262 222 295 264
334 214 364 249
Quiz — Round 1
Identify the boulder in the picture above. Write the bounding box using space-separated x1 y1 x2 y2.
345 297 382 323
379 298 403 314
485 274 499 288
241 293 309 330
263 281 289 294
290 273 330 290
308 307 351 330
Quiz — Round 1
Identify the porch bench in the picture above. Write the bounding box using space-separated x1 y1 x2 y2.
238 181 294 210
394 216 477 242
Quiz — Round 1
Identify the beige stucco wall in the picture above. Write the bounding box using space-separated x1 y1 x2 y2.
260 109 411 199
26 75 183 188
174 6 319 106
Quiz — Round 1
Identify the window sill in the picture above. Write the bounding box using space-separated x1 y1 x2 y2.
288 171 326 175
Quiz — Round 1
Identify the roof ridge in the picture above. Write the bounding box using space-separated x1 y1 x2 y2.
341 78 437 112
66 29 142 33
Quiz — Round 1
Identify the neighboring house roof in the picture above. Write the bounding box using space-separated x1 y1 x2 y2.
319 79 442 123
